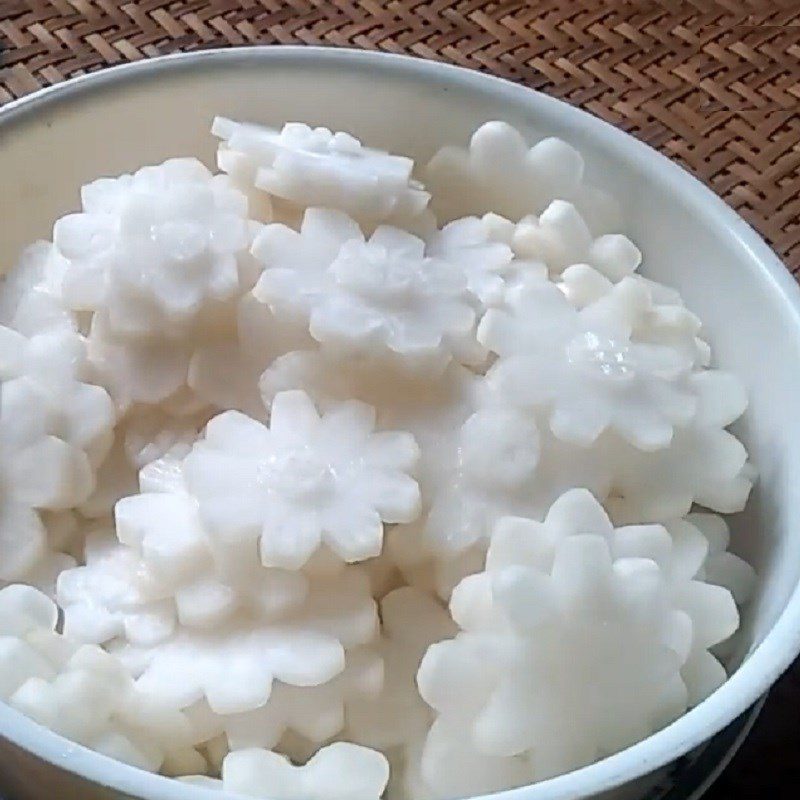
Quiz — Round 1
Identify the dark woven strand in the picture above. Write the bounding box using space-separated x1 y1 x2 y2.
1 1 799 271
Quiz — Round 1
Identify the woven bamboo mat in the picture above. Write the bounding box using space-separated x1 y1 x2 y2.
1 1 799 273
0 6 800 800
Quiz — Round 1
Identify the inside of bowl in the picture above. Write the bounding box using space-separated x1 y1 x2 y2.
2 51 799 677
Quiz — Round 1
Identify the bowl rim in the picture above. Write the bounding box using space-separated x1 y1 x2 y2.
2 44 800 800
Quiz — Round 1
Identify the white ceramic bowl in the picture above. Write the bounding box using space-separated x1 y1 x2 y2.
1 46 799 800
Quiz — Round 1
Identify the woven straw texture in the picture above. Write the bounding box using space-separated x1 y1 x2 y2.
0 4 799 800
1 1 799 273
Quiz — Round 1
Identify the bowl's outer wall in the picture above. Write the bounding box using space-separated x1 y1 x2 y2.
1 48 799 800
0 726 669 800
0 736 133 800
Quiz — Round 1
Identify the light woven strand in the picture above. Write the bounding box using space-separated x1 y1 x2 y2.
0 0 799 271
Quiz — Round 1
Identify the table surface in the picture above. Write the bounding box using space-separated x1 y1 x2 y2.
2 2 800 799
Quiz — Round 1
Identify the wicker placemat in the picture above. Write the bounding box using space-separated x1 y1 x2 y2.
1 1 799 273
0 5 799 800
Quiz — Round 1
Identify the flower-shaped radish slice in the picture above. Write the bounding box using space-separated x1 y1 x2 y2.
213 118 430 226
424 121 620 233
183 390 420 569
220 742 390 800
309 227 479 372
480 278 699 450
416 489 745 791
54 159 255 338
